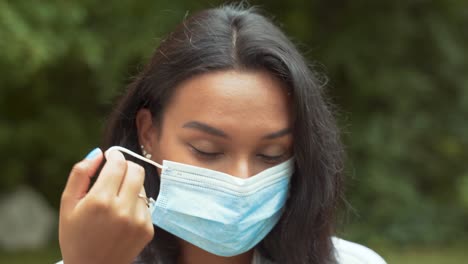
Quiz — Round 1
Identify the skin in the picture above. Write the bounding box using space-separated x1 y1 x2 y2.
59 150 153 264
137 70 293 264
59 69 292 264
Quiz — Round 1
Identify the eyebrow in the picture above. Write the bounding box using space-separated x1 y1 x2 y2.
262 128 292 140
182 121 291 140
183 121 228 138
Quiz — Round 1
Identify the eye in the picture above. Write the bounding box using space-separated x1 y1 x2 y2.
189 145 223 160
257 153 286 164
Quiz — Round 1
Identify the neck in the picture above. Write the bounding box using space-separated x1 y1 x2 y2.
176 239 254 264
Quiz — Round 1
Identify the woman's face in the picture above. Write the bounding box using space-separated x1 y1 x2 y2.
138 70 293 177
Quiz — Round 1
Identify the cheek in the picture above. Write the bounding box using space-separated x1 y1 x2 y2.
156 132 192 164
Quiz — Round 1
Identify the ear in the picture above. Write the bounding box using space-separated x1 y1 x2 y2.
135 109 159 153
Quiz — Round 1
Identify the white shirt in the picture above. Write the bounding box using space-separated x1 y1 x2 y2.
332 237 387 264
57 237 386 264
250 237 386 264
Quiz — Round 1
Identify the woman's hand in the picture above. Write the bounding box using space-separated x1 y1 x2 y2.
59 148 154 264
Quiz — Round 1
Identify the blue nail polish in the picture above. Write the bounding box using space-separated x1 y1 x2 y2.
85 148 101 160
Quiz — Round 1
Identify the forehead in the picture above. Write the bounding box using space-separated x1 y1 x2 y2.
163 70 292 135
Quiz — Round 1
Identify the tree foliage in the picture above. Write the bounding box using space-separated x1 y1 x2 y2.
1 0 467 244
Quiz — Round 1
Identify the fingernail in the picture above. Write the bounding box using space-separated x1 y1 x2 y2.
85 148 101 160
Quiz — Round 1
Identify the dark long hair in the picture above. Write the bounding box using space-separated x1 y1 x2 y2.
103 3 344 264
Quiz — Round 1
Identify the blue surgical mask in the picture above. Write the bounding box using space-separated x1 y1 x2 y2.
107 146 294 257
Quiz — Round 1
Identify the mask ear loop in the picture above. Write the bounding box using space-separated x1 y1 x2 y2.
105 145 163 211
105 146 166 169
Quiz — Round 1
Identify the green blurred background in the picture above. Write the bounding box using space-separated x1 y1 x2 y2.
1 0 467 263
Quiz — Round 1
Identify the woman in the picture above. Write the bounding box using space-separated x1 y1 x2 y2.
58 4 386 264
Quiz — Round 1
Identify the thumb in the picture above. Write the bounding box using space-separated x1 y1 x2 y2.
61 148 103 212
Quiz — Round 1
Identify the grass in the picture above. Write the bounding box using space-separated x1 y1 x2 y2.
0 244 467 263
0 245 61 264
375 244 467 264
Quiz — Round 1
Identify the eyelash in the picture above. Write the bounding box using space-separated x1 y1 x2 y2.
189 145 223 160
189 145 285 164
257 154 285 164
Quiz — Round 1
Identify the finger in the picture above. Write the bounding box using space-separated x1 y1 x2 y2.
138 186 150 209
139 186 147 197
88 149 127 197
119 161 145 206
135 186 150 217
135 188 154 243
61 148 103 211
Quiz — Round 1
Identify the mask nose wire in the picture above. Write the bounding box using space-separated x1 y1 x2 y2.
105 146 166 170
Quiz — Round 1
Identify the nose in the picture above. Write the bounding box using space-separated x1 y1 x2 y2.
227 160 254 179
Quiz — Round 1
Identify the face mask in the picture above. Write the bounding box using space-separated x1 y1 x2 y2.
107 146 294 257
